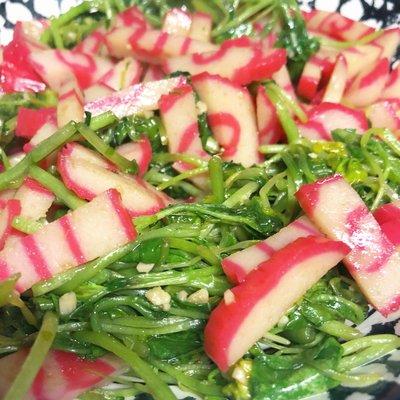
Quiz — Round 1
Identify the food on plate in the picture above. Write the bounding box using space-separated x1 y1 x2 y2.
0 1 399 400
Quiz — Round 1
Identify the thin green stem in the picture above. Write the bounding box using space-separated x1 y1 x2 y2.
146 169 202 197
342 334 400 356
218 239 259 254
371 167 390 211
151 359 223 397
12 216 44 234
168 237 219 265
259 171 286 208
208 156 225 203
320 29 384 50
99 318 201 335
223 182 259 208
30 122 77 163
0 155 31 190
224 167 264 189
49 23 64 48
372 128 400 158
212 0 274 36
90 296 156 331
77 123 137 173
113 0 126 12
339 342 400 371
0 148 10 170
51 1 91 28
127 266 223 290
157 166 208 190
313 293 365 325
259 144 288 154
89 111 118 131
29 165 86 209
270 84 308 123
265 84 300 144
319 320 363 341
308 361 381 387
153 153 207 168
134 203 261 232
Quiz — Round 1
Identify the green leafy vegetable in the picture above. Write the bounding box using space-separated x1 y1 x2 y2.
275 0 320 81
147 330 202 359
248 351 338 400
41 0 129 49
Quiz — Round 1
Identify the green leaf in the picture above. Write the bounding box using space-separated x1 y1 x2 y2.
147 330 202 359
275 0 320 81
249 353 338 400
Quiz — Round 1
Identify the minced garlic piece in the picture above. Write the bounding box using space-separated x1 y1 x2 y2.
232 365 247 384
136 262 154 273
145 286 171 311
59 292 77 316
177 290 188 301
224 289 235 305
187 288 209 304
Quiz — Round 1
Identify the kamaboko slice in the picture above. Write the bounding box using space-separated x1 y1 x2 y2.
222 216 320 284
0 189 136 292
84 76 187 118
0 348 124 400
297 174 400 316
58 143 171 217
14 178 55 221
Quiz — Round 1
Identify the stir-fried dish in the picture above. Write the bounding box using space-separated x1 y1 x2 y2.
0 1 400 399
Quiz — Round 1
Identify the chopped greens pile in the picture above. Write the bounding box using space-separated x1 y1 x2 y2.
0 0 399 399
1 115 400 398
